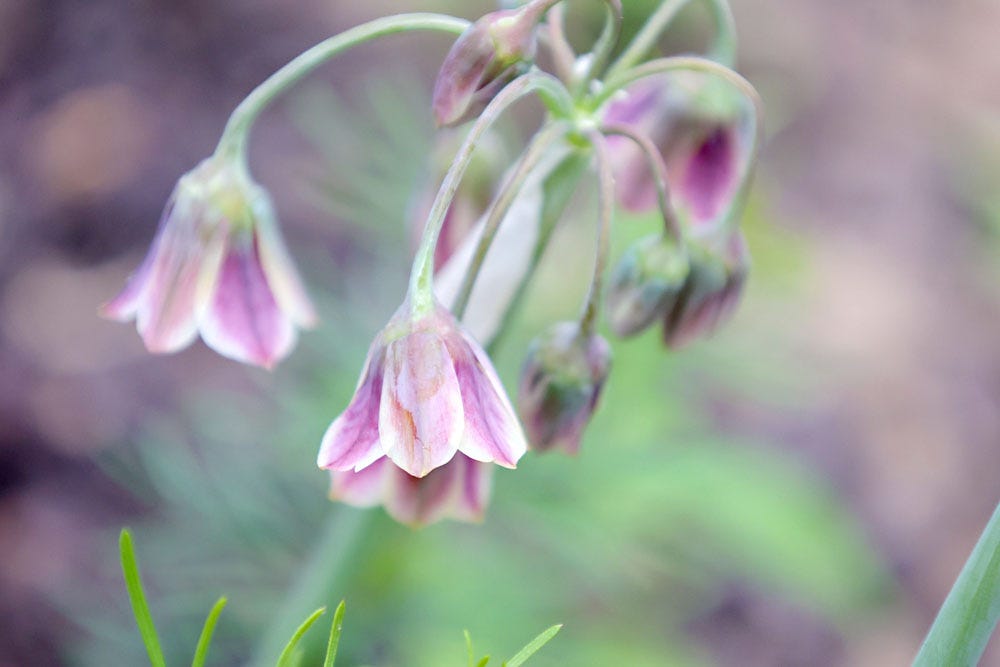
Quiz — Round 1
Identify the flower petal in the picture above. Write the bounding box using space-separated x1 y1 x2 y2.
329 457 390 507
679 126 739 225
452 331 527 468
199 233 295 369
318 343 387 472
252 193 318 328
379 331 464 477
382 454 491 526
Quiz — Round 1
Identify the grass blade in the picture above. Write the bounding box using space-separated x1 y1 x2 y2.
276 607 326 667
322 600 346 667
191 596 227 667
119 529 167 667
504 625 562 667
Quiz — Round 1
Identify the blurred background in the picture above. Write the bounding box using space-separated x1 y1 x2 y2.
1 0 999 665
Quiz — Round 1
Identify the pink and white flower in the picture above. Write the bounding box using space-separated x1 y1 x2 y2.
329 453 491 527
317 299 527 480
101 157 316 369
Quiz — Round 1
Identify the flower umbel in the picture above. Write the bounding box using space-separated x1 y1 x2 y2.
518 322 611 454
317 299 527 479
102 156 317 368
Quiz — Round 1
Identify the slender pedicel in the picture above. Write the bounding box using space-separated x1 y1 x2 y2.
579 131 616 336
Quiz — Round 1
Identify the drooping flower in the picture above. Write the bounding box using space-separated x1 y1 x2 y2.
432 3 544 127
101 156 316 368
603 73 752 230
317 299 527 479
329 453 490 527
517 322 611 454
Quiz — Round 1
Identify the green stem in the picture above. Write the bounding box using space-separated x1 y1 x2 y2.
542 3 577 84
452 122 568 321
574 0 623 96
250 509 371 667
606 0 736 80
214 13 470 161
408 70 574 316
599 56 763 234
914 500 1000 666
600 123 684 244
579 131 615 335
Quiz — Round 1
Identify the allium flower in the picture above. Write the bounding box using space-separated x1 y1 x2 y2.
328 453 490 527
603 74 751 230
517 322 611 454
432 3 543 127
102 156 317 368
317 299 527 479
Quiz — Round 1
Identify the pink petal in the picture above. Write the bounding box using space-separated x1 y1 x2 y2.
379 331 464 478
199 234 295 369
329 457 391 507
382 454 492 526
452 332 527 468
135 201 227 354
253 195 318 328
318 343 387 472
679 126 739 225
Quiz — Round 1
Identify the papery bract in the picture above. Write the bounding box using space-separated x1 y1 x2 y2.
517 322 611 454
101 156 316 369
318 300 527 479
329 453 491 527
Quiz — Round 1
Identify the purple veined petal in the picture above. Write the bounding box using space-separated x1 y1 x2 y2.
328 457 391 508
199 232 296 369
453 454 492 522
678 126 739 226
452 331 527 468
135 201 228 354
317 342 387 472
251 193 318 329
379 331 465 478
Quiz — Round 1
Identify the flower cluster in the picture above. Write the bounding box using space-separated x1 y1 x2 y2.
104 0 761 526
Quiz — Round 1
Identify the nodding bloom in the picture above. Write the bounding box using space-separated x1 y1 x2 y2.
329 453 490 527
432 3 544 127
603 73 753 231
517 322 611 454
101 156 317 369
317 299 527 480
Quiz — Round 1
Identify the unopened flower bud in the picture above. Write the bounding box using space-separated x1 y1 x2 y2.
518 322 611 454
432 4 544 127
607 234 690 337
662 231 749 348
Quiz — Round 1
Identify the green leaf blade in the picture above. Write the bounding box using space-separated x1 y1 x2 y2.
276 607 326 667
322 600 346 667
119 528 168 667
504 624 562 667
191 596 227 667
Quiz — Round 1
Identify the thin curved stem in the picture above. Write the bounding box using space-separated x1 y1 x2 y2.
543 3 577 84
214 13 470 162
600 56 763 233
575 0 623 96
606 0 736 80
452 122 568 320
408 70 574 315
600 123 684 245
580 131 615 335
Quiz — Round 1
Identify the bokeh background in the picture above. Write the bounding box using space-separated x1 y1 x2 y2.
1 0 999 665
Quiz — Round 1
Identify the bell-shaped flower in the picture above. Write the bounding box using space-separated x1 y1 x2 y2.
603 73 753 231
662 229 749 348
517 322 611 454
431 3 544 127
317 299 527 479
328 453 491 527
101 156 317 368
606 233 690 337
